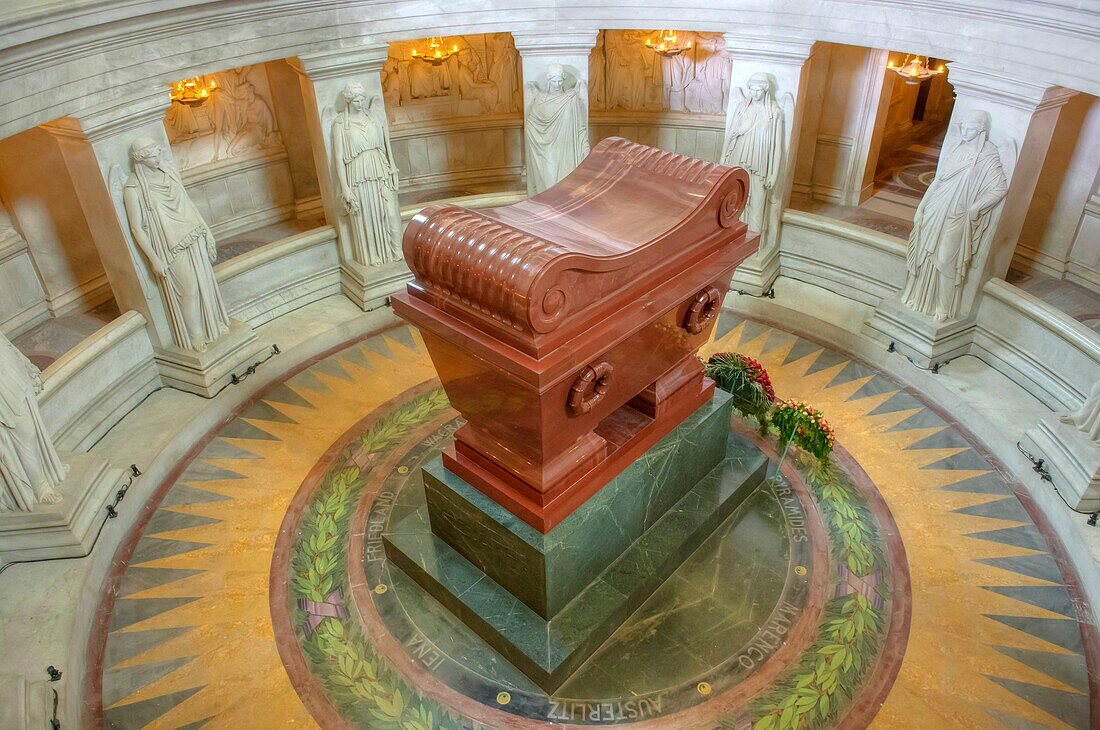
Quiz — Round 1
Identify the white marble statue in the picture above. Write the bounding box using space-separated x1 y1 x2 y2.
331 83 402 267
901 110 1010 322
588 33 608 110
0 332 66 513
121 137 231 351
722 73 788 245
1061 378 1100 443
525 65 591 195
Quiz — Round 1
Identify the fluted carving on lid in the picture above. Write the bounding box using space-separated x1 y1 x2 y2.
404 204 568 331
594 136 725 185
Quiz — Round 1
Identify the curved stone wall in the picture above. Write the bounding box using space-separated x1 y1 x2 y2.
2 2 1099 139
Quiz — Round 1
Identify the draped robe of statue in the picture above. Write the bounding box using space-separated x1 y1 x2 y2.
333 106 402 266
1061 378 1100 443
0 334 66 513
525 84 590 195
901 135 1008 321
721 90 785 241
126 162 231 350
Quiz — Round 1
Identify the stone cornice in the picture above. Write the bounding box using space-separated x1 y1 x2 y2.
947 63 1073 112
290 44 390 81
511 30 598 57
74 84 171 142
722 34 816 65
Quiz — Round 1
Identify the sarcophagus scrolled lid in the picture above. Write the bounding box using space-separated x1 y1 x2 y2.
392 137 759 531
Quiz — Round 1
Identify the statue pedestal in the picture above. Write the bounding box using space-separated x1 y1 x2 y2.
154 319 267 398
384 392 767 691
340 258 412 311
0 452 124 562
0 673 55 729
1021 417 1100 512
728 244 779 296
864 296 975 370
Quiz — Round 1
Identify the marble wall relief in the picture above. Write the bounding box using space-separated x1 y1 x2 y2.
163 64 284 171
383 33 522 124
0 330 66 513
901 109 1012 321
589 30 730 114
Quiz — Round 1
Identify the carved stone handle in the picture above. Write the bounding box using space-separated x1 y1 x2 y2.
568 361 613 416
683 286 723 335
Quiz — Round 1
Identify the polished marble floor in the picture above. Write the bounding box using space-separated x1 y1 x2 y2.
87 313 1098 728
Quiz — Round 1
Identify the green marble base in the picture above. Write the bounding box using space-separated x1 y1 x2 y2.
383 412 767 692
422 391 735 619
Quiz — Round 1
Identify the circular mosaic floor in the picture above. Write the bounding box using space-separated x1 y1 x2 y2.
88 315 1098 729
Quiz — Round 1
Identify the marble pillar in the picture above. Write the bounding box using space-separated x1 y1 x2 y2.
865 67 1077 368
74 87 266 396
513 32 598 197
721 35 816 296
290 46 409 311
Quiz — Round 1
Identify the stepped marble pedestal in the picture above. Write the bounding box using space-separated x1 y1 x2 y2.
384 391 768 691
0 452 124 562
1021 416 1100 513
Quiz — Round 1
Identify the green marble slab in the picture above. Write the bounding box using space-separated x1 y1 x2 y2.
383 428 768 692
423 390 735 619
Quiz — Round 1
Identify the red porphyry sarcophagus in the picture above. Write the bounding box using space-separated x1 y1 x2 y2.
392 137 759 532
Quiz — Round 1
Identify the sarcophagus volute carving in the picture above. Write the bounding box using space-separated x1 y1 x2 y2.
393 137 758 531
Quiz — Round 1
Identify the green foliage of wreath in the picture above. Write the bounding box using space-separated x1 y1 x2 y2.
744 453 888 729
705 352 776 434
290 388 465 729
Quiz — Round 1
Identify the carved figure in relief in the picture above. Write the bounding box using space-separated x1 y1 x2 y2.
685 33 730 114
221 81 280 157
452 43 499 111
592 30 728 115
121 137 231 351
603 31 653 110
901 110 1010 322
0 332 66 513
164 64 283 169
331 83 402 267
407 54 446 99
487 34 521 113
662 33 694 112
721 73 788 247
525 64 591 195
381 57 406 109
1061 378 1100 443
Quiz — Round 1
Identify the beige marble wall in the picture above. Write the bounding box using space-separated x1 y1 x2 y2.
0 124 112 320
265 59 324 218
1067 181 1100 292
794 44 890 205
1015 93 1100 289
0 199 49 336
390 118 525 196
590 112 725 161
